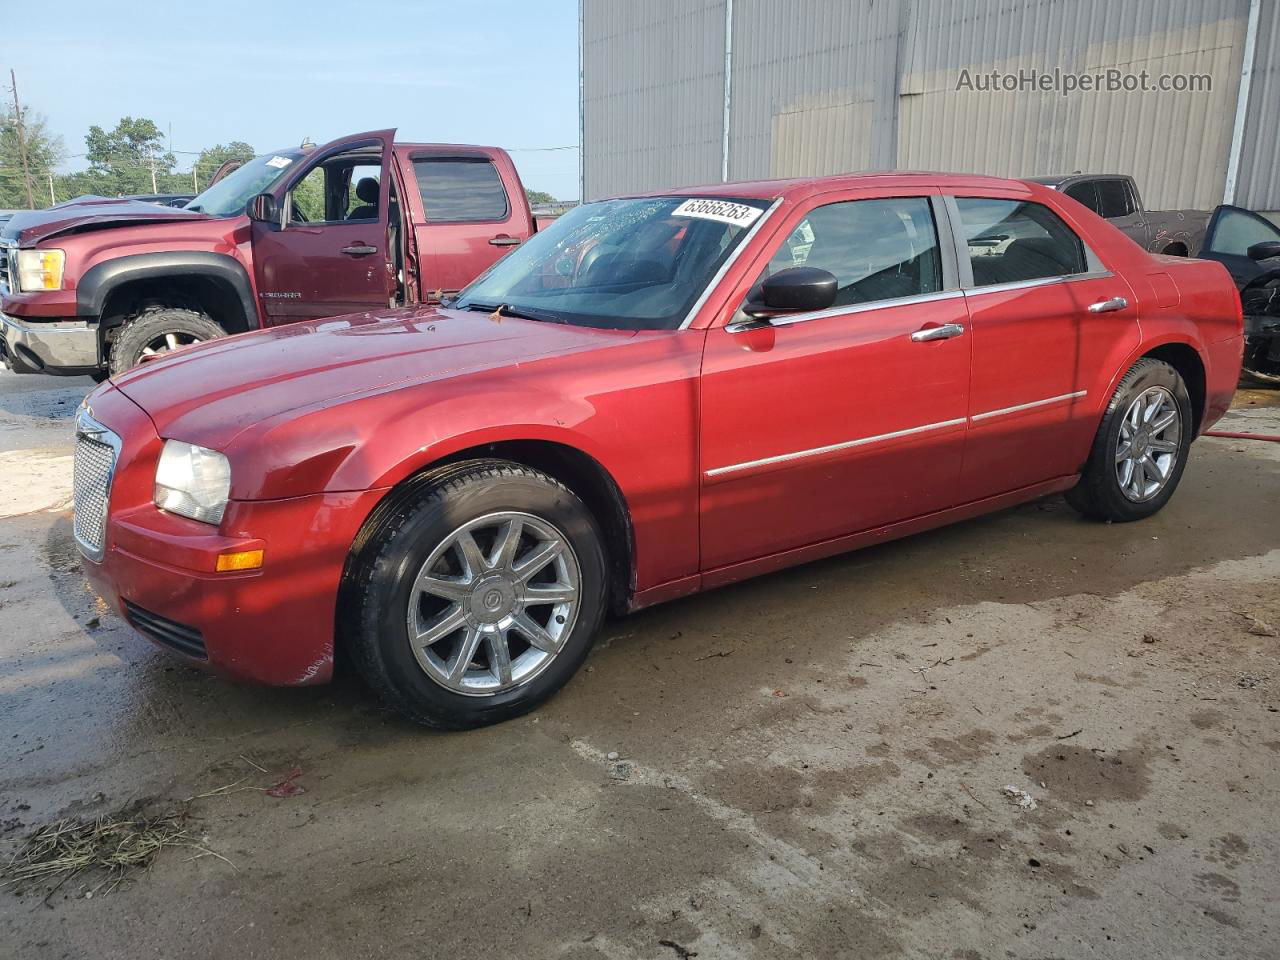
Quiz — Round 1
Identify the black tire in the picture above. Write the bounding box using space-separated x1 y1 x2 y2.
107 307 225 376
342 460 608 729
1065 358 1193 522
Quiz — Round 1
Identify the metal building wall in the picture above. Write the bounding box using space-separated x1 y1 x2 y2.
893 0 1248 211
581 0 727 200
583 0 1279 212
1235 0 1280 211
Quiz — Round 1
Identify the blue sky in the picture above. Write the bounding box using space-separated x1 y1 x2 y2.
6 0 581 199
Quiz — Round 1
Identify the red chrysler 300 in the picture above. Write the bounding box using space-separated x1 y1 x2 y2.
75 173 1243 728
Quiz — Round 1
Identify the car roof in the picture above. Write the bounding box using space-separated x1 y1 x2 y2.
394 142 506 155
1026 174 1131 187
609 171 1043 203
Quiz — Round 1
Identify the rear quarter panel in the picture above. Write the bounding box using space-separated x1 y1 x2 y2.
1028 185 1240 437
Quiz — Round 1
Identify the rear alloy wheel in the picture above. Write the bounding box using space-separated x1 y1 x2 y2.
1113 385 1182 503
1066 358 1193 522
344 461 607 729
108 307 226 376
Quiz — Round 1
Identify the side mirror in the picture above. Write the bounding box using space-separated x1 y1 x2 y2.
247 193 279 225
1246 240 1280 262
744 266 838 319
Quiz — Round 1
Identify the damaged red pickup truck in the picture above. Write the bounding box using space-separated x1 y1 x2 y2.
76 173 1243 729
0 129 540 377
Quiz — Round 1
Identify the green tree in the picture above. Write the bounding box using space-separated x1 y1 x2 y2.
0 107 64 208
83 116 177 196
525 188 557 206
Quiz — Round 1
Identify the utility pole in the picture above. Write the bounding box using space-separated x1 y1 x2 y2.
148 145 158 193
47 172 55 205
192 167 198 192
8 69 36 209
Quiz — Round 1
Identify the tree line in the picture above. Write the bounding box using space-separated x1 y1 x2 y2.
2 106 561 210
1 108 257 208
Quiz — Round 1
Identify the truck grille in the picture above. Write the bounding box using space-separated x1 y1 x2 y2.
73 413 121 561
0 245 12 294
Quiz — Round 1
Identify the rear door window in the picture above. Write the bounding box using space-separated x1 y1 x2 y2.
1063 182 1100 215
1094 180 1135 218
414 158 509 222
956 198 1088 286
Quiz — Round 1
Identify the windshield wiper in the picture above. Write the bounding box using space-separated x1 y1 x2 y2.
457 302 567 324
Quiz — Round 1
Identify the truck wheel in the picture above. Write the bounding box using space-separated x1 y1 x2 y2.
1065 358 1192 522
108 307 225 376
343 460 608 729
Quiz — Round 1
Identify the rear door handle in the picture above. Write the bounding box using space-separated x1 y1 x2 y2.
910 322 965 342
489 235 522 247
1088 296 1129 313
341 244 378 257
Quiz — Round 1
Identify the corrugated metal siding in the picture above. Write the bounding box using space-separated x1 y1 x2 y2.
581 0 726 200
727 0 903 178
897 0 1248 211
584 0 1280 211
1236 0 1280 210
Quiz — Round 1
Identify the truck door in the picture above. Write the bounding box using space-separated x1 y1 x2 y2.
249 129 397 325
403 150 535 299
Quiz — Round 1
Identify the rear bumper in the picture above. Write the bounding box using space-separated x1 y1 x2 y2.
82 489 386 686
0 310 100 374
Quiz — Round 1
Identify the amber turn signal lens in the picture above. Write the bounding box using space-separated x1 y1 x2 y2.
215 549 264 572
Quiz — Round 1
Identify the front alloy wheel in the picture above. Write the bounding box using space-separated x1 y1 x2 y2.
344 460 607 729
408 512 581 695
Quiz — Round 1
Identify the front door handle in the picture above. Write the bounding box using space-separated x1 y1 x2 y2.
1088 296 1129 313
489 235 522 247
910 322 965 343
341 244 378 257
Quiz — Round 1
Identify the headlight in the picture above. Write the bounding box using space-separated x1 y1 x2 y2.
15 249 65 292
154 440 231 524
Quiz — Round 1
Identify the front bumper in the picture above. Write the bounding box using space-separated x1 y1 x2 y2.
0 310 100 374
77 382 387 685
83 491 385 685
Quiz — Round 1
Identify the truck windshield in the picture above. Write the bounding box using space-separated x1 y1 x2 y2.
184 151 304 218
452 196 772 330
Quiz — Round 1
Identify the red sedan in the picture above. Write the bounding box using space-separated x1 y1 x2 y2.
75 173 1243 728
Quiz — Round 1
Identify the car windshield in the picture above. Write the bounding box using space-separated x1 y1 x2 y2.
452 196 772 330
184 150 304 218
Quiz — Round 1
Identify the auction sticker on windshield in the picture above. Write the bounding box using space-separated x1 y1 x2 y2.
671 198 763 227
266 156 293 169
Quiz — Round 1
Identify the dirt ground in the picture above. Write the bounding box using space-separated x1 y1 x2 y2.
1 368 1278 960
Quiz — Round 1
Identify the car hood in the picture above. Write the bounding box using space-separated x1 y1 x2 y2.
1 198 210 245
110 305 636 451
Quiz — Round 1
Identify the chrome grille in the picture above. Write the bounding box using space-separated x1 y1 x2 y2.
73 413 120 560
0 244 12 295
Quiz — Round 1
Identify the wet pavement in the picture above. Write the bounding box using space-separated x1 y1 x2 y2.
1 368 1278 959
